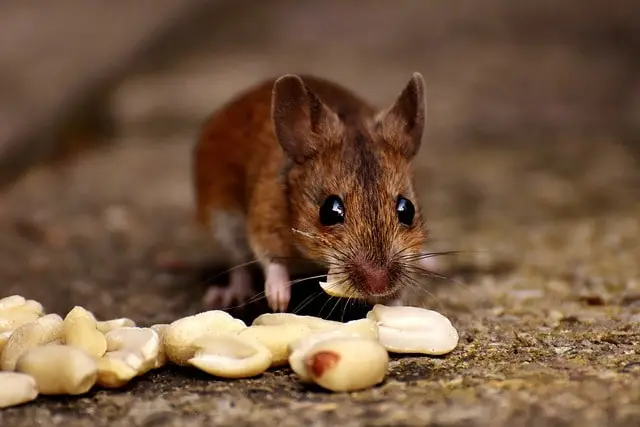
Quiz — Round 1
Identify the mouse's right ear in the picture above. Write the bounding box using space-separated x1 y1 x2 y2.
375 72 426 160
271 75 342 164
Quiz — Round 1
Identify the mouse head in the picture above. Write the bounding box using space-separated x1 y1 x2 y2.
271 73 429 302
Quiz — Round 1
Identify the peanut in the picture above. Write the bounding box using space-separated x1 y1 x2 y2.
188 333 272 378
0 306 42 334
15 344 98 395
163 310 247 366
0 330 12 354
337 318 379 340
288 329 369 383
96 350 142 388
23 300 44 316
318 269 360 299
0 295 26 311
63 306 107 359
366 304 459 355
0 295 44 318
252 313 342 331
0 372 39 408
238 323 312 367
1 314 64 371
96 317 136 334
302 337 388 392
105 327 160 374
150 324 169 369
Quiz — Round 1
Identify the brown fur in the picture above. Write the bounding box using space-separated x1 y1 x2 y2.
193 73 428 302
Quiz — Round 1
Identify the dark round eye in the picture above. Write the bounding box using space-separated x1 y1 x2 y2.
396 196 415 226
319 195 345 226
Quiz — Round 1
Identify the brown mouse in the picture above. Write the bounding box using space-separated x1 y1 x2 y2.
193 72 435 312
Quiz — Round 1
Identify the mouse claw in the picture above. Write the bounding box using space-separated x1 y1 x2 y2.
264 263 291 313
202 268 254 310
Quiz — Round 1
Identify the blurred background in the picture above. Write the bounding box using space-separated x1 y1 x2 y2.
0 0 640 204
0 0 638 319
2 0 639 207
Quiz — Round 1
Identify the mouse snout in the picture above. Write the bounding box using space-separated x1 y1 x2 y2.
353 261 389 295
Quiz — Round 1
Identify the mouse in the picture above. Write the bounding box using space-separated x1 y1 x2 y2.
192 72 436 313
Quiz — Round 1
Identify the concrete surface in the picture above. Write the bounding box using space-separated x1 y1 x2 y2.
0 132 638 427
0 1 639 426
0 0 215 187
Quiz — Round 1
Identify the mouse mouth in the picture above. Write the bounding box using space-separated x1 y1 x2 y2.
320 264 399 301
351 259 399 298
319 269 362 299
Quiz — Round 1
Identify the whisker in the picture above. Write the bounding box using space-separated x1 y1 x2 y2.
402 265 449 281
316 293 337 318
216 290 267 311
235 286 274 308
402 263 483 302
290 274 330 286
291 228 318 240
398 250 463 262
197 253 329 287
289 227 356 266
192 260 260 287
212 271 325 311
340 283 369 322
341 294 351 323
291 291 327 315
391 240 426 260
325 295 343 321
321 276 361 321
400 273 446 311
439 274 480 300
313 274 351 315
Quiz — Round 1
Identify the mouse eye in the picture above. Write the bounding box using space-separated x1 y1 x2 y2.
319 195 345 226
396 196 415 226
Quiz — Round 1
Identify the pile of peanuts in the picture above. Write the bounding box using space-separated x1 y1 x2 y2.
0 293 459 409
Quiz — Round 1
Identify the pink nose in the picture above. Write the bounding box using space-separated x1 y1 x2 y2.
357 263 389 294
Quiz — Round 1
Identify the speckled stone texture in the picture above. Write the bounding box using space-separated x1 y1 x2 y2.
0 135 638 427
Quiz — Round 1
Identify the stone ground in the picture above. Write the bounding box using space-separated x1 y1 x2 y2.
0 133 638 427
1 1 640 425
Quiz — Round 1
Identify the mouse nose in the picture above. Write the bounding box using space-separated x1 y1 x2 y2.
354 262 389 294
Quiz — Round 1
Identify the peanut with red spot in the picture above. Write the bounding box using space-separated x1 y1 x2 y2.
307 350 340 378
300 337 389 392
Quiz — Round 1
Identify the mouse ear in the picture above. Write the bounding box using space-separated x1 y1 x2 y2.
271 75 342 164
376 72 426 159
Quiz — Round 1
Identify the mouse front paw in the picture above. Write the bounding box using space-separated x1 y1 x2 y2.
264 263 291 313
202 268 254 310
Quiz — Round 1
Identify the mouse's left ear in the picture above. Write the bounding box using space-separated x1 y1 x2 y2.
375 72 426 159
271 75 342 164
